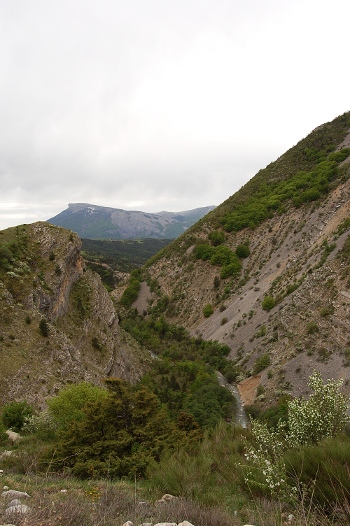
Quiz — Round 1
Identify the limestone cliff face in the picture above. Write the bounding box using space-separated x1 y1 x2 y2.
0 222 149 408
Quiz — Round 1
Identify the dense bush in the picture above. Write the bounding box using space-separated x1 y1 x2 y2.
1 400 34 432
252 353 271 374
119 272 141 307
47 379 201 479
208 230 225 246
195 243 242 280
203 304 214 317
235 244 250 258
244 372 350 505
39 317 49 337
47 382 109 432
261 295 275 311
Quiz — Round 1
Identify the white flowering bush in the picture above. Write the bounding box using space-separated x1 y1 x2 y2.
288 371 349 446
23 411 58 441
243 419 296 501
243 371 349 501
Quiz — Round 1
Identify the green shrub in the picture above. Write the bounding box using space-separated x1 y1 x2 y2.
47 382 109 431
253 353 271 374
46 379 191 479
306 321 319 334
210 246 235 266
261 296 275 311
2 400 34 432
208 230 225 246
235 244 250 259
244 372 350 503
194 243 215 261
203 304 214 318
39 318 49 337
220 258 242 279
120 277 141 308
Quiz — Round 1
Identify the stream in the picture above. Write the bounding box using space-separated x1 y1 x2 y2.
217 372 249 428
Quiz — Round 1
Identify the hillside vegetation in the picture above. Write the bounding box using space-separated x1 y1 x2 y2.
135 111 350 406
1 111 350 525
0 222 149 407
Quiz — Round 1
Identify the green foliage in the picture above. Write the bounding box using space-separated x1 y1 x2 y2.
39 317 49 337
195 242 242 280
194 243 215 261
220 258 242 279
142 360 233 428
2 400 34 432
120 275 141 308
261 295 275 311
209 245 234 266
47 382 109 432
284 436 350 508
306 321 319 334
208 230 225 246
0 419 7 445
288 372 349 445
48 379 198 479
218 115 350 233
252 353 270 374
184 374 234 428
82 238 172 273
119 307 239 434
244 372 350 503
24 410 57 441
235 244 250 259
147 422 248 507
203 304 214 318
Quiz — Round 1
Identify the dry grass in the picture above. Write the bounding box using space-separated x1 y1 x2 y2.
1 473 350 526
0 475 237 526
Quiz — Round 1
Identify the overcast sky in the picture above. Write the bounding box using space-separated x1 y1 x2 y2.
0 0 349 230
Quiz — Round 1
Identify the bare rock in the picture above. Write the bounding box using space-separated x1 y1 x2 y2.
5 504 30 516
7 500 21 507
5 430 20 444
1 490 31 499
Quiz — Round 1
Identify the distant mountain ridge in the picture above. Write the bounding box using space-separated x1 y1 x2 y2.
48 203 216 239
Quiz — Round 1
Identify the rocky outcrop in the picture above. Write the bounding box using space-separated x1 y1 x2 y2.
0 222 150 407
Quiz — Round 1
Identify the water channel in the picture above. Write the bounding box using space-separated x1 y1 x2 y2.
217 372 249 428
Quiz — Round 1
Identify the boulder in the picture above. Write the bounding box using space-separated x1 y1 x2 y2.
7 500 22 507
5 430 20 444
5 504 30 516
1 490 31 499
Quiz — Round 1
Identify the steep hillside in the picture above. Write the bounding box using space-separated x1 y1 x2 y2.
48 203 215 239
140 112 350 405
0 222 150 408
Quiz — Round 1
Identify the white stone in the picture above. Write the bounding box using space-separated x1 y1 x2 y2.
154 523 177 526
7 500 21 507
5 504 30 516
60 489 68 493
5 430 20 444
1 490 31 499
161 493 176 501
122 522 133 526
178 522 195 526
